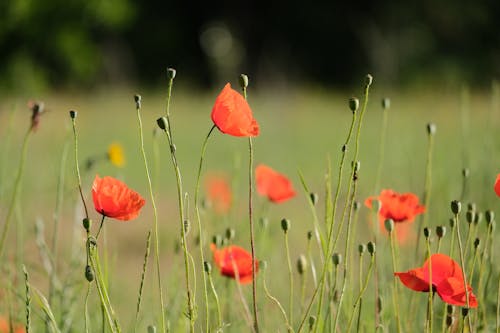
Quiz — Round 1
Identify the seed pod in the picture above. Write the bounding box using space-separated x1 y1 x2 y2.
332 253 342 266
367 241 376 255
281 218 290 233
358 244 366 255
349 97 359 113
451 200 461 215
384 219 394 232
436 226 446 238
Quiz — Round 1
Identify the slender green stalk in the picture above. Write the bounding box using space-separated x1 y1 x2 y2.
453 213 472 332
206 267 222 330
0 127 32 262
134 230 152 332
347 252 375 332
23 265 31 333
263 266 293 332
84 283 92 333
70 112 89 220
135 95 167 333
389 229 402 333
373 99 389 193
426 238 433 333
284 230 294 326
194 125 216 332
496 271 499 333
467 242 479 285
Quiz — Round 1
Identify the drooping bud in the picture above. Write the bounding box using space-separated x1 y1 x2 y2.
349 97 359 113
157 117 168 131
281 218 290 233
332 253 342 266
451 200 461 215
297 254 308 275
310 192 319 205
82 218 92 232
167 68 176 80
384 219 394 233
367 241 376 255
134 94 142 109
436 226 446 238
239 74 249 90
85 265 94 282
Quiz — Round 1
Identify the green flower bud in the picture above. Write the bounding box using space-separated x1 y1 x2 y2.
349 97 359 113
436 226 446 238
446 315 454 327
225 227 235 240
461 307 469 317
372 199 382 213
183 219 190 235
447 304 454 315
377 296 383 314
260 260 268 270
332 253 342 266
382 98 391 110
485 210 495 224
474 238 480 249
474 212 482 225
427 123 436 135
449 218 456 228
352 161 360 172
85 265 94 282
157 117 168 131
367 241 376 255
423 227 431 239
307 230 313 240
212 234 223 247
451 200 461 215
466 210 475 224
297 254 308 275
147 325 157 333
353 201 360 211
308 315 316 330
82 218 92 232
489 220 496 232
467 202 476 212
310 192 319 205
167 68 176 80
365 74 373 87
69 110 77 119
281 218 290 233
358 244 366 255
384 219 394 233
239 74 249 89
462 168 470 178
204 261 212 273
134 94 142 109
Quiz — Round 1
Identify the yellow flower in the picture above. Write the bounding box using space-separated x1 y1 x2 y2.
107 143 125 167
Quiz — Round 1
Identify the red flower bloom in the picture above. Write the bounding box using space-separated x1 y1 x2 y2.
92 175 146 221
365 189 425 242
395 253 478 308
211 83 259 137
205 173 232 214
210 243 257 284
255 164 296 203
494 174 500 197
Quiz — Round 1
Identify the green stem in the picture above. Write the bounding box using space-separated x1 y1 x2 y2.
347 253 375 332
263 267 294 332
23 265 31 333
136 97 167 333
389 230 402 333
134 230 152 333
207 270 222 330
194 125 216 332
85 283 92 333
284 231 294 326
0 127 32 261
453 213 472 332
426 240 433 333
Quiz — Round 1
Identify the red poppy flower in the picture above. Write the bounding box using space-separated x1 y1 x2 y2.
394 253 478 308
255 164 296 203
494 174 500 197
92 175 146 221
365 189 425 242
211 83 259 137
210 243 257 284
205 173 232 214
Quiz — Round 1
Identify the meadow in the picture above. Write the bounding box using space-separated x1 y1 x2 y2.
0 74 499 333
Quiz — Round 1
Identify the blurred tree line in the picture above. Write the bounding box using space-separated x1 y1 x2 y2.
1 0 499 92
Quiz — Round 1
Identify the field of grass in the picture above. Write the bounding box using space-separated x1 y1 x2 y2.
0 77 499 332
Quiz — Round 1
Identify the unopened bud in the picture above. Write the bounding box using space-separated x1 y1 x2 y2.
352 161 360 172
134 94 142 108
82 218 92 232
451 200 461 215
85 265 94 282
489 220 496 232
367 241 376 255
239 74 249 89
353 201 360 211
462 168 470 178
310 192 319 205
372 199 382 213
436 226 446 238
308 315 316 330
358 244 366 255
377 296 383 313
384 219 394 233
157 117 168 131
474 212 482 225
307 230 313 240
382 98 391 110
147 325 157 333
423 227 431 239
69 110 77 119
349 97 359 113
332 253 342 266
485 210 495 223
281 218 290 233
212 234 222 247
466 210 475 224
204 261 212 273
427 123 436 135
446 315 454 327
467 202 476 212
461 307 469 317
447 304 454 315
365 74 373 87
167 68 176 80
225 228 235 240
449 218 456 228
297 254 308 275
260 260 268 270
474 238 480 249
183 219 190 234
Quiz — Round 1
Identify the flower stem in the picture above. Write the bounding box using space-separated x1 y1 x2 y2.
426 238 433 333
347 252 375 332
389 230 402 333
134 230 152 333
453 213 472 332
207 268 222 330
284 230 294 326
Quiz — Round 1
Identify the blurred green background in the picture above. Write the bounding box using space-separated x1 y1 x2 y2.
1 0 499 93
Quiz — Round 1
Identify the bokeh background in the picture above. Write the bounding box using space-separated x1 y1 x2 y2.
1 0 499 93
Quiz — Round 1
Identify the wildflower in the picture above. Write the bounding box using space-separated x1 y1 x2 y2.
494 174 500 197
205 173 232 214
92 175 145 221
394 253 478 308
365 189 425 242
255 164 296 203
210 243 257 284
211 83 259 137
107 143 125 167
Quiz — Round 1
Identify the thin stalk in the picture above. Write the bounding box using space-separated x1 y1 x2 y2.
453 213 472 332
347 253 375 332
23 265 31 333
194 125 216 332
0 128 32 261
496 271 499 333
306 233 317 288
373 101 389 193
263 267 294 332
389 229 402 333
426 239 433 333
284 231 294 326
134 230 152 332
70 114 89 219
207 270 222 330
135 96 167 333
84 283 92 333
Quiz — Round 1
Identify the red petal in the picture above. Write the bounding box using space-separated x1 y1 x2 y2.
394 268 430 292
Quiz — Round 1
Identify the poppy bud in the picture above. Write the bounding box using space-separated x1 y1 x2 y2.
474 238 480 249
157 117 168 131
212 234 223 247
358 244 366 255
352 161 360 172
467 202 476 212
353 201 360 211
466 210 475 224
461 307 469 317
260 260 268 270
308 315 316 330
377 296 383 314
449 218 456 229
372 199 382 213
341 144 347 152
485 210 494 224
382 98 391 109
462 168 470 178
349 97 359 113
436 226 446 238
427 123 436 136
489 220 496 232
260 217 269 229
310 192 319 205
85 265 94 282
365 74 373 87
447 304 454 315
147 325 157 333
134 94 142 109
423 227 431 239
239 74 249 89
307 230 313 240
367 241 376 255
82 218 92 232
474 212 482 225
446 315 454 327
204 261 212 273
183 219 190 235
332 253 342 266
451 200 461 215
69 110 77 119
167 68 176 80
281 218 290 233
297 254 307 275
384 219 394 233
225 227 235 240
